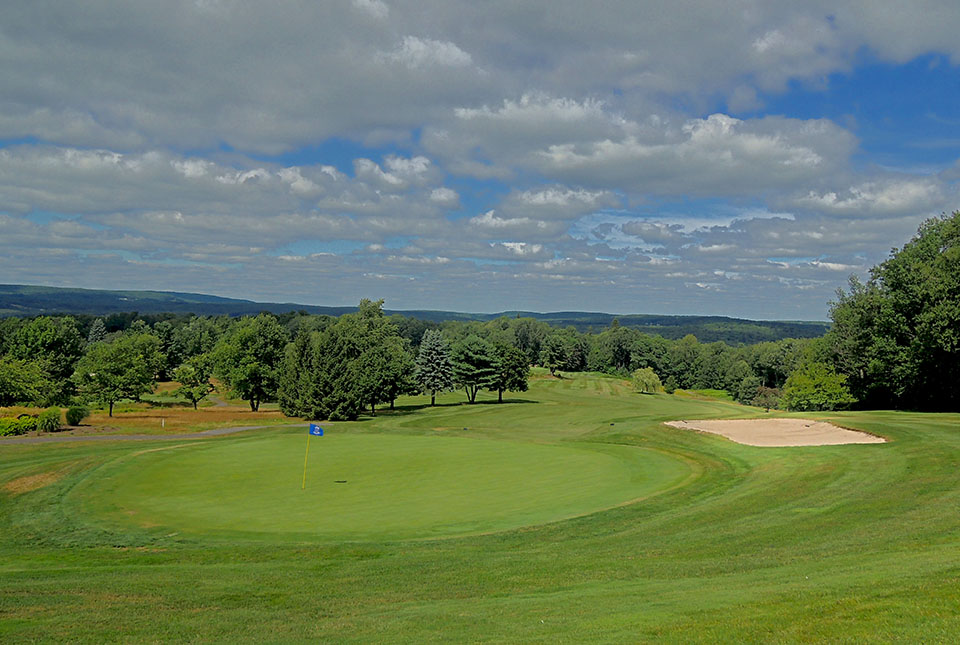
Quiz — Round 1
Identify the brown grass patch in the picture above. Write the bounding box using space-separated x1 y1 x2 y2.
5 391 295 437
3 460 83 496
79 405 289 434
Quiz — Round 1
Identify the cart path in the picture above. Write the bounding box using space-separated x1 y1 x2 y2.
0 424 300 445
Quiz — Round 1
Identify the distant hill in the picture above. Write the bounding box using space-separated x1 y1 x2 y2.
0 284 829 344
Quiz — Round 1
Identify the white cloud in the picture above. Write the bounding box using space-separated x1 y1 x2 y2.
429 187 460 207
536 113 852 196
790 178 946 216
381 36 472 69
2 2 960 318
352 0 389 19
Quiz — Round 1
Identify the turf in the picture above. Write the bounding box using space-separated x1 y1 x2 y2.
2 372 960 642
70 434 689 540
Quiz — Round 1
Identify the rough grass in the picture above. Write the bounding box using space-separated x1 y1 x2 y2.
2 373 959 642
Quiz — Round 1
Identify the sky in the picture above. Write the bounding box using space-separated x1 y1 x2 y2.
2 1 959 320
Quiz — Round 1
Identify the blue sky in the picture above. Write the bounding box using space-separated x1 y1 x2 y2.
1 2 959 320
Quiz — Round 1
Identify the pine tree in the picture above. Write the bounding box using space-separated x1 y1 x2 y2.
87 318 107 344
414 329 454 406
451 335 497 404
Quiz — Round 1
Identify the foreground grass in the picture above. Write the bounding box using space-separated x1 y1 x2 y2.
2 372 959 642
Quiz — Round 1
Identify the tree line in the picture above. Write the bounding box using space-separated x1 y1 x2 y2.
1 211 957 416
0 303 842 416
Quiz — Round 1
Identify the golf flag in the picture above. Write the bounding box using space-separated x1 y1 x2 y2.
303 424 324 489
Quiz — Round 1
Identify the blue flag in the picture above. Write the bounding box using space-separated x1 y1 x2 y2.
309 424 324 436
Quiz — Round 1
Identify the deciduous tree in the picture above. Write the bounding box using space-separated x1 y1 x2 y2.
489 343 529 403
72 334 162 416
213 314 287 411
828 211 960 410
631 366 662 393
172 355 215 409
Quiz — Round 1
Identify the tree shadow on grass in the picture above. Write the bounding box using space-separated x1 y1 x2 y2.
358 398 539 418
469 398 538 406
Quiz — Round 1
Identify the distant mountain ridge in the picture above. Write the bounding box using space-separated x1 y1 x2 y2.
0 284 829 343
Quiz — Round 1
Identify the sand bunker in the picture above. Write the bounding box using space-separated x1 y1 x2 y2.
664 418 886 447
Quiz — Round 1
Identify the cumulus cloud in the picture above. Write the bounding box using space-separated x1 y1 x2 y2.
3 2 960 318
536 114 854 196
788 178 948 216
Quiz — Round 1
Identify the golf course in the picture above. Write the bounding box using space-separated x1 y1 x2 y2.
2 371 959 642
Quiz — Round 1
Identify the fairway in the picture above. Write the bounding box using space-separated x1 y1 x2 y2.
4 373 960 642
70 433 691 540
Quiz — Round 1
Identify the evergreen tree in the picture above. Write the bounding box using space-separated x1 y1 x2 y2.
451 335 497 403
278 331 327 419
414 329 454 406
87 318 107 344
277 299 415 421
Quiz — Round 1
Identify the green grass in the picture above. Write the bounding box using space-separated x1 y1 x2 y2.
70 434 689 541
2 373 960 642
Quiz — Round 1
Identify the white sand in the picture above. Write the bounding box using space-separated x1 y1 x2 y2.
664 418 886 447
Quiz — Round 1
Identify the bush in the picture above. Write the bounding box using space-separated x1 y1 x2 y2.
631 367 663 393
36 407 62 432
781 362 856 412
752 386 782 412
65 405 90 426
0 416 38 436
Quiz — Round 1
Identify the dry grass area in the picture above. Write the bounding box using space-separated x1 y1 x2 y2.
81 405 290 434
0 380 298 436
3 459 85 495
2 387 294 437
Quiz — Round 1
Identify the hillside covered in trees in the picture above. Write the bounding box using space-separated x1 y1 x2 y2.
0 284 828 344
1 212 957 421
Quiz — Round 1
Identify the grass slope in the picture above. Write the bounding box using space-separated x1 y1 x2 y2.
2 373 959 642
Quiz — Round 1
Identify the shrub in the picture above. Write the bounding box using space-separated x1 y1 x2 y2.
631 367 663 393
0 416 38 436
36 407 62 432
781 362 856 412
752 386 782 412
65 405 90 426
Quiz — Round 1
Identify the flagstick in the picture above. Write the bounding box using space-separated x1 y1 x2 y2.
302 434 311 490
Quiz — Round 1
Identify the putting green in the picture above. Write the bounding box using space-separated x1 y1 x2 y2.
71 433 691 540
